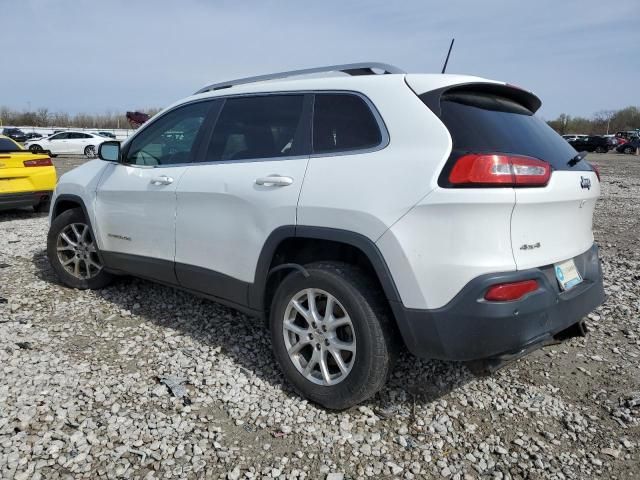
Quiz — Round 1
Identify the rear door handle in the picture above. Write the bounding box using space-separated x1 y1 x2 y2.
255 175 293 187
150 175 174 185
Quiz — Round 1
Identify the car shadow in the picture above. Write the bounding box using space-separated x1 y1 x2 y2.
31 248 475 412
0 208 48 223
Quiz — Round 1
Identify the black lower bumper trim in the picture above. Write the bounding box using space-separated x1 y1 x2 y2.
391 244 605 361
0 191 52 210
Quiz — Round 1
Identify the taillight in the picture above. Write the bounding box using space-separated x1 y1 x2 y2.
23 158 53 167
590 163 601 181
449 154 551 187
484 279 539 302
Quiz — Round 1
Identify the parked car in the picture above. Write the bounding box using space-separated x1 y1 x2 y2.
616 138 640 154
95 131 117 139
24 131 108 158
562 134 588 142
45 63 604 408
2 127 27 143
24 132 44 140
568 135 610 153
0 135 56 212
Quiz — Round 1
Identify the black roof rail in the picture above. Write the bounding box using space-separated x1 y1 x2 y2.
195 62 405 94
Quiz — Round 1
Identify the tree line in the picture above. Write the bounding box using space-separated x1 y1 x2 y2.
546 106 640 136
0 107 161 129
2 104 639 135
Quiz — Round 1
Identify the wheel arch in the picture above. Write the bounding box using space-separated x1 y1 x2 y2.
251 226 402 315
51 194 90 221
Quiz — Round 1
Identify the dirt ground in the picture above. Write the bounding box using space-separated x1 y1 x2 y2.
0 152 639 480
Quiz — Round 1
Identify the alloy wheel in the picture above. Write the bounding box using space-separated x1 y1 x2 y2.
56 223 103 279
282 288 356 386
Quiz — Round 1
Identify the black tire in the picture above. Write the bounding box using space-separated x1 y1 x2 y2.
29 144 42 152
84 145 96 158
624 146 634 154
47 208 113 289
595 146 606 153
270 262 398 409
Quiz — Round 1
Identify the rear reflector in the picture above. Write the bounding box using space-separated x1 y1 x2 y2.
449 154 551 187
23 158 53 167
484 279 539 301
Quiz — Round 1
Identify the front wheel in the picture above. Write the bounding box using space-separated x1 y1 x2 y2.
47 208 113 289
29 144 42 152
595 146 606 153
84 145 96 158
270 262 397 409
624 146 635 154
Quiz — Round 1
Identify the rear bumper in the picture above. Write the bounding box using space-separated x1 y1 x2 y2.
392 243 605 361
0 191 53 210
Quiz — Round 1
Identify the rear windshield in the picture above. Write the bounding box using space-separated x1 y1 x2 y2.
0 138 21 152
424 91 591 175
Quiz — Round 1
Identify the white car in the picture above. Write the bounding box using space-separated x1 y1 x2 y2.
25 131 108 158
45 63 605 408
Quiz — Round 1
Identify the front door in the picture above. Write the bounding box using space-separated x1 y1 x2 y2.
94 100 215 283
174 94 311 305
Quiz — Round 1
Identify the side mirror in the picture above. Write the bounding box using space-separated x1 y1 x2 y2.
98 141 121 162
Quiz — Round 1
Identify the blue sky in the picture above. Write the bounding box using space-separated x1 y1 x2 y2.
1 0 638 119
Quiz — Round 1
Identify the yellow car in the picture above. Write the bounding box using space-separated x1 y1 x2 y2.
0 135 57 212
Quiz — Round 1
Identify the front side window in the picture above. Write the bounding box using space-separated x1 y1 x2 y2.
125 101 211 166
205 95 305 162
50 133 69 140
312 93 382 154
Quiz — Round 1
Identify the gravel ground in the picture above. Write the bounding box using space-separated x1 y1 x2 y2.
1 153 639 479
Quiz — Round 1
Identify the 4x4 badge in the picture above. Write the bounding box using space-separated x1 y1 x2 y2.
580 177 591 190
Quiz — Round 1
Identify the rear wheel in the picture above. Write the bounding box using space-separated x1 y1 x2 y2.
269 262 397 409
595 146 606 153
84 145 96 158
47 208 113 289
624 146 634 154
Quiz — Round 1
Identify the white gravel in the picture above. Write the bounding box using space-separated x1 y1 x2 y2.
1 154 638 479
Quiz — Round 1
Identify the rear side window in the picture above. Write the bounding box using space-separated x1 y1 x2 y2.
426 91 591 182
313 94 381 154
0 138 20 152
206 95 305 162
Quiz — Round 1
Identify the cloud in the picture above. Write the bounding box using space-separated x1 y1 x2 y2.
1 0 638 118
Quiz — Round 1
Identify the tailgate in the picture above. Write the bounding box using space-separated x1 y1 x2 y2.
512 170 599 269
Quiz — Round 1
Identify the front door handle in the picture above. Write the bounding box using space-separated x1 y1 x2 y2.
255 175 293 187
150 175 174 185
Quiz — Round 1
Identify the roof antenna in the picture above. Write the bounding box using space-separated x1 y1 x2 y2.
441 38 455 74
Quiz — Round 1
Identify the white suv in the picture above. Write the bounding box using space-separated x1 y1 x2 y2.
47 63 605 409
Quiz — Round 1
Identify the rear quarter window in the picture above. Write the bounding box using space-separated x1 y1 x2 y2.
312 93 382 154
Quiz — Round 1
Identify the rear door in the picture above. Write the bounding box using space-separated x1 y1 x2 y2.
174 94 311 305
434 88 599 270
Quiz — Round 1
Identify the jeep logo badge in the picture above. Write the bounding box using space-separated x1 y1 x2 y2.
580 176 591 190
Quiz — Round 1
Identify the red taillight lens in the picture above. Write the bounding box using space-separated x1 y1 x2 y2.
23 158 53 167
591 163 601 181
484 279 539 302
449 154 551 187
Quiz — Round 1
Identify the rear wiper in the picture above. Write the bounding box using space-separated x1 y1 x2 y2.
568 151 587 166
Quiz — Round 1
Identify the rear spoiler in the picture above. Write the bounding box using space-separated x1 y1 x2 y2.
419 82 542 117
